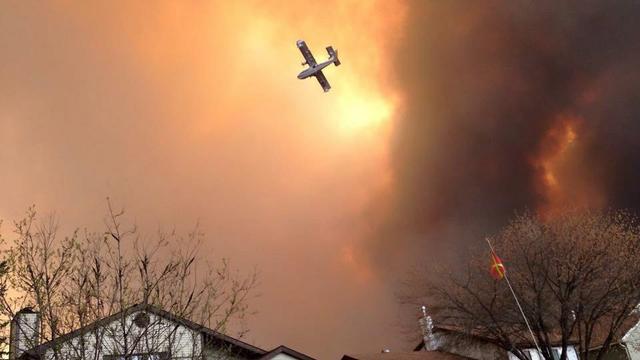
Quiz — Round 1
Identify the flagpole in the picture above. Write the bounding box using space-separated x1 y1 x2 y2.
486 238 542 356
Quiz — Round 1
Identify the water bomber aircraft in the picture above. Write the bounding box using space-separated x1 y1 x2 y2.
296 40 340 92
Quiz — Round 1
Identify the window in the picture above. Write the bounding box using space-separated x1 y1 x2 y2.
519 348 562 360
133 313 151 329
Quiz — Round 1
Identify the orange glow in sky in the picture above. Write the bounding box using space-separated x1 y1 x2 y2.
534 114 605 217
0 1 409 358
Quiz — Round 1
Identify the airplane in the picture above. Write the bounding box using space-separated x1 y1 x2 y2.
296 40 340 92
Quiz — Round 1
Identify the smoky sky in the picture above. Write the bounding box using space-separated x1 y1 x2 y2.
0 2 406 359
3 1 640 359
368 0 640 271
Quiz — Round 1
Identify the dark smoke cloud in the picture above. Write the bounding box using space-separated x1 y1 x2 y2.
369 0 640 270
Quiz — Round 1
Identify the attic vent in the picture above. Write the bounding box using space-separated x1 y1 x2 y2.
133 312 150 328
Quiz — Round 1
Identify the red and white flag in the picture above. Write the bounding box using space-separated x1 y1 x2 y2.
490 252 506 280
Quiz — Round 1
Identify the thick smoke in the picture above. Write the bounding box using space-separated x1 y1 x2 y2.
368 1 640 270
4 1 640 357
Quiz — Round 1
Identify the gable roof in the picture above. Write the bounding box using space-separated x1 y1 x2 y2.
342 351 474 360
259 345 316 360
590 313 640 350
22 303 266 359
621 314 640 343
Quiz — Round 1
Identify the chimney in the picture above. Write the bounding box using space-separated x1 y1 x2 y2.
418 306 436 351
10 307 40 360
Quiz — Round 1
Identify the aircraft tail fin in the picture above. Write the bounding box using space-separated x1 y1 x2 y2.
326 46 340 66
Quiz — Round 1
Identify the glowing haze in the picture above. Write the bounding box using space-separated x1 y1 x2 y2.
0 1 406 358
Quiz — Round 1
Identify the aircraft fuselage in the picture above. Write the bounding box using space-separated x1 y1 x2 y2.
297 60 335 79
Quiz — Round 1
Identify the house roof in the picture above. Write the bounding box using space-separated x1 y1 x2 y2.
621 315 640 343
414 314 640 352
259 345 316 360
412 326 504 352
342 351 474 360
590 313 640 349
21 303 267 360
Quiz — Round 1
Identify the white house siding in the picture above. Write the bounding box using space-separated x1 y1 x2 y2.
43 311 202 360
264 354 299 360
10 312 40 359
507 346 579 360
623 319 640 360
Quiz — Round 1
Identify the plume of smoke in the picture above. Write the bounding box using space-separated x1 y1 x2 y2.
366 0 640 273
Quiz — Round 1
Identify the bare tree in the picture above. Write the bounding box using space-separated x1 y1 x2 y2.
1 200 258 360
0 221 11 349
401 210 640 360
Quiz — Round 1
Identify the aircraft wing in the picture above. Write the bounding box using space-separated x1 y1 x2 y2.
315 71 331 92
297 40 317 67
